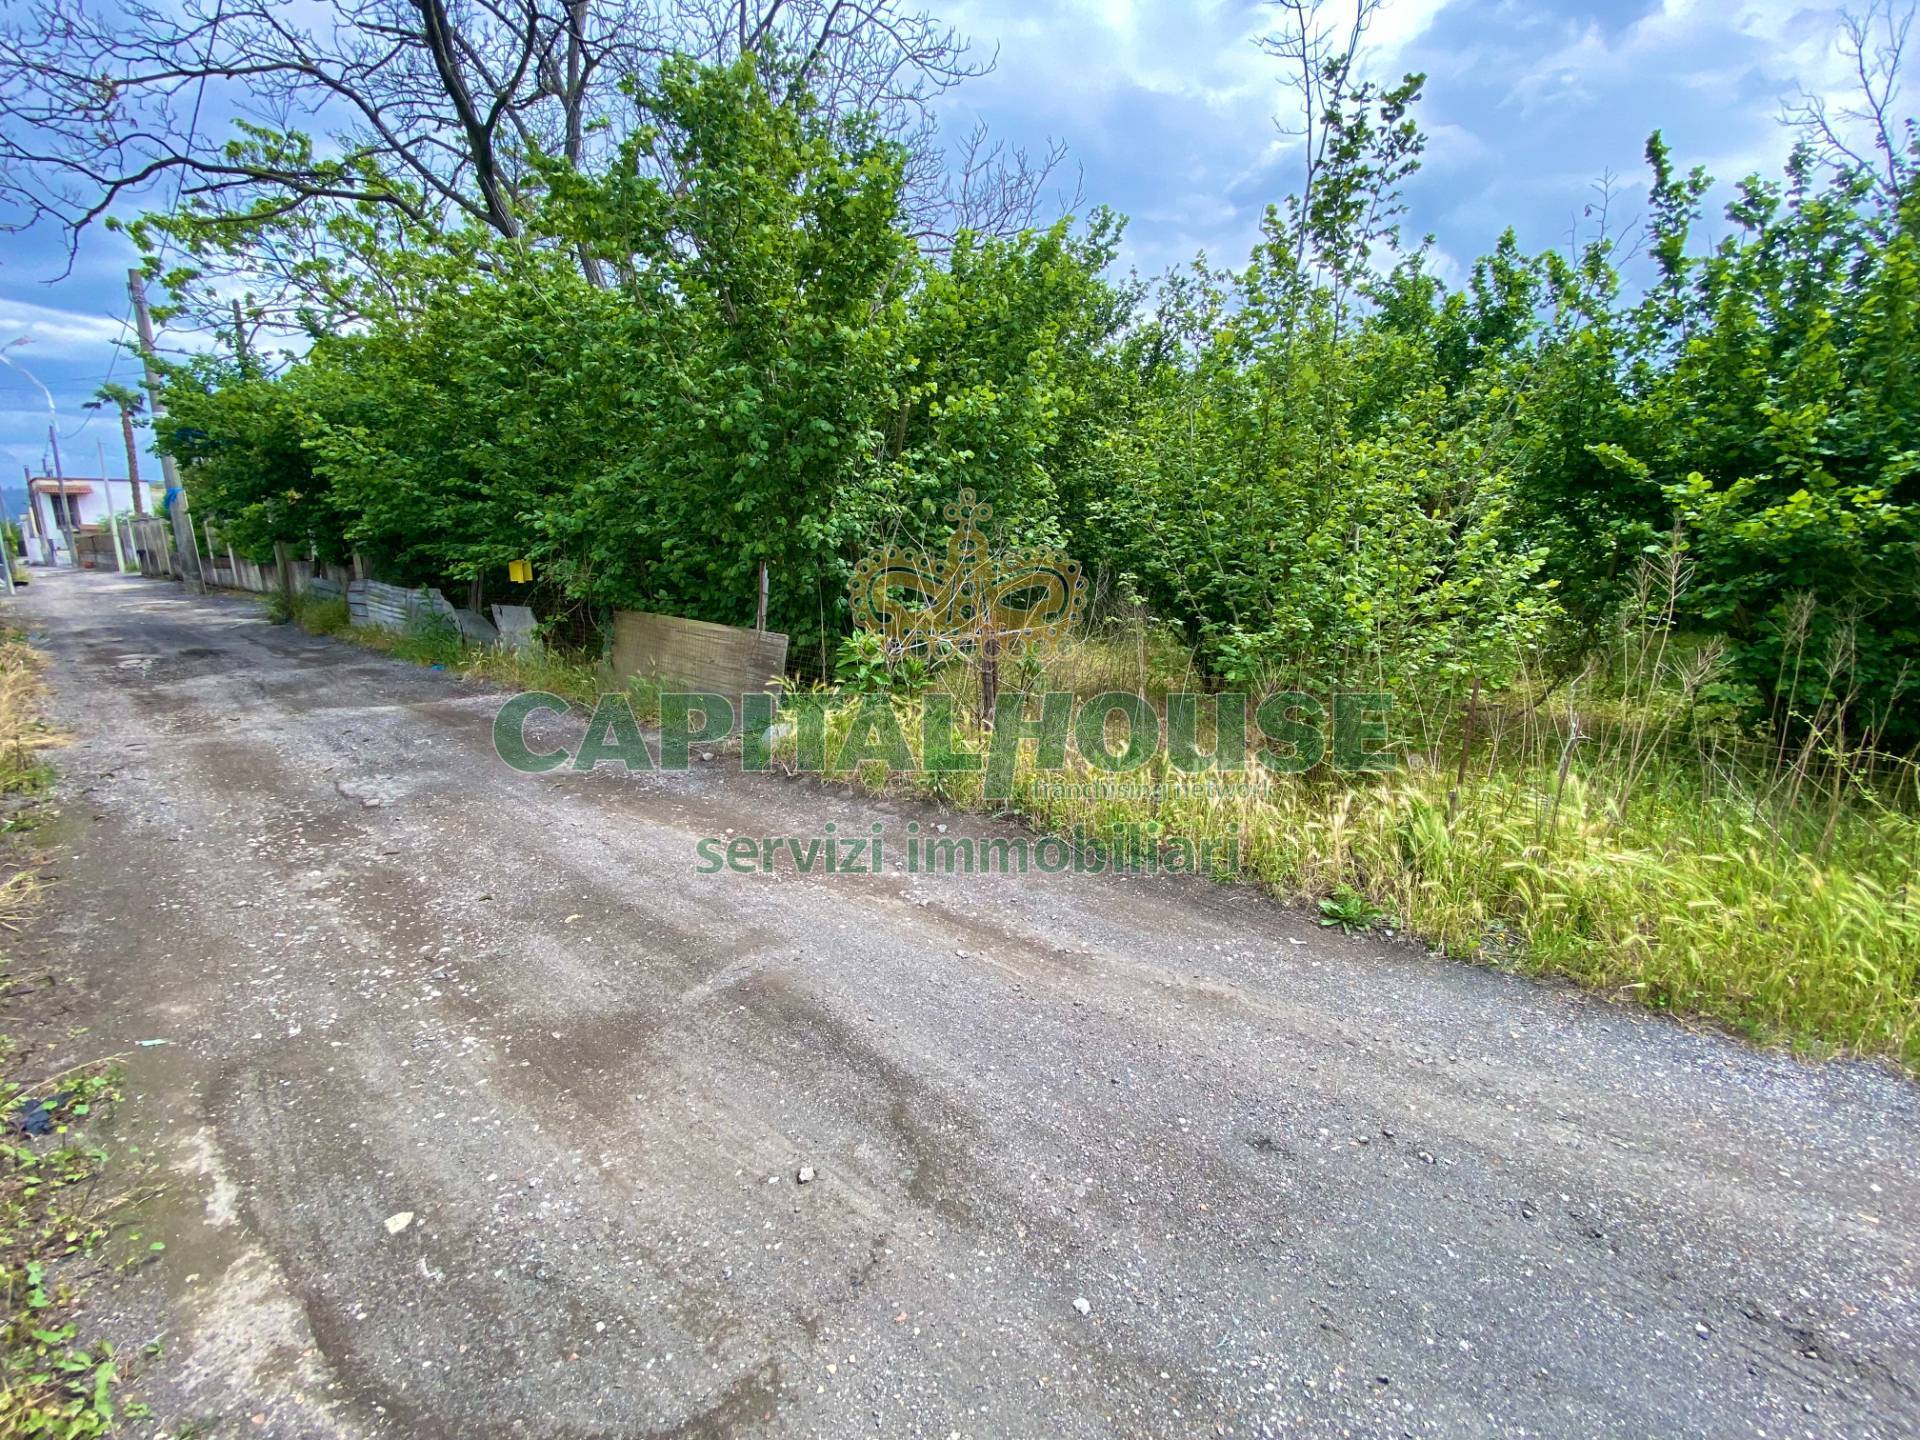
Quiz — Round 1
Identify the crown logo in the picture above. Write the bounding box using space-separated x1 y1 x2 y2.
848 489 1087 659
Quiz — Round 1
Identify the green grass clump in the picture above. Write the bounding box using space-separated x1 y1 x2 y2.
389 612 465 668
461 643 624 712
262 589 347 636
291 594 348 636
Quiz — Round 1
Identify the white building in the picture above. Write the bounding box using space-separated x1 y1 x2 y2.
20 475 166 563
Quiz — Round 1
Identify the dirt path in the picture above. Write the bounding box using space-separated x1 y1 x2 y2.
12 569 1918 1439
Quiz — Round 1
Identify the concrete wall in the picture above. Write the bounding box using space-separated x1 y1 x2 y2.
125 517 177 578
610 610 788 696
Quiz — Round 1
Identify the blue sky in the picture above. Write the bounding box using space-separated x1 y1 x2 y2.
0 0 1872 490
932 0 1861 279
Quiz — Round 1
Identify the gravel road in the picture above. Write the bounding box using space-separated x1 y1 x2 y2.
12 569 1919 1439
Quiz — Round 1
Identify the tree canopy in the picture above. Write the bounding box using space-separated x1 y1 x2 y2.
30 3 1908 746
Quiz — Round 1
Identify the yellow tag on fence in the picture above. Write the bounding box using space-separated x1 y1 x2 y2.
508 559 533 583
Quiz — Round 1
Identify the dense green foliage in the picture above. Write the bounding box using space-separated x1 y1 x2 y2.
151 49 1920 744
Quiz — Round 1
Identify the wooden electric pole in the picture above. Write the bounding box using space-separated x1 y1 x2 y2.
128 268 204 585
97 438 128 573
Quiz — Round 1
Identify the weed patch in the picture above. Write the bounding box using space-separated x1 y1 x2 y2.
0 634 149 1436
273 592 634 717
780 608 1920 1069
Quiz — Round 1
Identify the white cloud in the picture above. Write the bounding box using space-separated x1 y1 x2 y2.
1423 119 1490 172
1364 0 1456 73
947 0 1277 113
1511 0 1852 123
0 406 60 432
0 300 133 359
1422 241 1468 288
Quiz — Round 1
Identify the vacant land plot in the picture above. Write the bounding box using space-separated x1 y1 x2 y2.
10 570 1918 1439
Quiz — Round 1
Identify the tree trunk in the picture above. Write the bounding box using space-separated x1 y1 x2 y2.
563 0 607 288
979 622 1000 731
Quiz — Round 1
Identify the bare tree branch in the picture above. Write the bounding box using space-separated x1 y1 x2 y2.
0 0 1073 337
1782 0 1917 207
1259 0 1385 271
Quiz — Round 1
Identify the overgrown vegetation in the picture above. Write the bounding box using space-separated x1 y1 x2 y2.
61 2 1920 1060
272 590 640 714
788 590 1920 1063
0 638 142 1436
143 33 1920 742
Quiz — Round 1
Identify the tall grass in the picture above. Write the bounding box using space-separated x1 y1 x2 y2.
268 580 1920 1064
790 591 1920 1068
0 641 58 803
461 642 645 712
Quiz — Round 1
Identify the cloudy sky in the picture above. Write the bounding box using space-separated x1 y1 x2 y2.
0 0 1879 489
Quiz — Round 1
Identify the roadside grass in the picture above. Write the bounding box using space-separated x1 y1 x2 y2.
0 634 144 1437
290 594 348 636
264 587 1920 1065
789 618 1920 1070
267 591 656 718
0 642 59 806
460 642 657 715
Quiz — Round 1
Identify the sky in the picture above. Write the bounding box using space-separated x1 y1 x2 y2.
0 0 1882 492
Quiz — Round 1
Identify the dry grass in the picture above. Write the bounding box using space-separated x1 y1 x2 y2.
0 630 135 1437
0 873 39 941
0 634 50 918
0 643 59 797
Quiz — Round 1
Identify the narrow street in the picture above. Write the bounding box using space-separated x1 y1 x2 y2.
13 569 1919 1438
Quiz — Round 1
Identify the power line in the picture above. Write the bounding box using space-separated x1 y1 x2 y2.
62 0 225 444
55 306 141 444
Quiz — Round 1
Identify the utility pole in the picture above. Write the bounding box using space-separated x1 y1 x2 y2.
46 424 75 566
19 463 45 560
128 268 204 585
97 437 128 574
0 469 14 596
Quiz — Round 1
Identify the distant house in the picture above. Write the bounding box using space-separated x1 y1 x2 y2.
22 475 164 539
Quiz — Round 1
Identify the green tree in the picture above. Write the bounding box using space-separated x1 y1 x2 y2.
535 54 916 642
83 383 149 517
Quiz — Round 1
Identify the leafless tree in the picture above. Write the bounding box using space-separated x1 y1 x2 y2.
0 0 1072 296
1783 0 1917 206
909 119 1081 250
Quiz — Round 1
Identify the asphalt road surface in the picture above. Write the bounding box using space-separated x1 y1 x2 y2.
12 569 1918 1439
